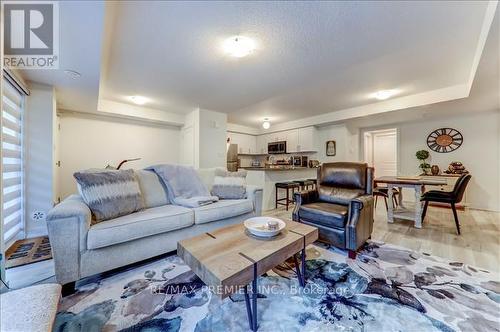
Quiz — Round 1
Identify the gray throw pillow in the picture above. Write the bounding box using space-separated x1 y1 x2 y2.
73 169 144 223
211 168 247 199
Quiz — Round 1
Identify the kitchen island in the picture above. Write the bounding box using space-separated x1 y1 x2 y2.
242 167 318 211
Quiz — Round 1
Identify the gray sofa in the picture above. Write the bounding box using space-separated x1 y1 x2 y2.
46 168 263 290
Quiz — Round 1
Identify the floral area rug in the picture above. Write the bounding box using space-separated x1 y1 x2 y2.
53 241 500 332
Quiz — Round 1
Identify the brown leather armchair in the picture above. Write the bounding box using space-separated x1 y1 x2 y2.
292 162 374 258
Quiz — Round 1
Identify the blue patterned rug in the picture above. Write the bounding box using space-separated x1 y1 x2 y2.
53 241 500 332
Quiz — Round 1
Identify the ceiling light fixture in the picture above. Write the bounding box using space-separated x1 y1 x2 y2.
223 36 256 58
373 89 398 100
129 95 149 105
64 69 81 79
262 118 271 129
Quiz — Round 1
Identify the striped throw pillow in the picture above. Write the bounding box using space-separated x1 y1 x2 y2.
73 169 144 223
211 168 247 199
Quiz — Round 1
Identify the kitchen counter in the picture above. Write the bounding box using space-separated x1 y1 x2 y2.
244 167 318 211
240 166 316 171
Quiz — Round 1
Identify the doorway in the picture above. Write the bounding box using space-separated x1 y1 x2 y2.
364 128 398 178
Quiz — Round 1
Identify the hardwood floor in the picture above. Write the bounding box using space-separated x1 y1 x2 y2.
265 204 500 276
4 258 55 290
3 204 499 290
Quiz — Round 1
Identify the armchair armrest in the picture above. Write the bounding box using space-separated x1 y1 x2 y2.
246 185 263 216
292 190 319 221
346 194 374 251
46 195 91 284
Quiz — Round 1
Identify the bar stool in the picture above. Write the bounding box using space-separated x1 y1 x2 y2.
307 178 317 190
275 182 300 211
294 180 315 191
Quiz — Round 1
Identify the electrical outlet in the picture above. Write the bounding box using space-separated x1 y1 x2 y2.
32 211 46 221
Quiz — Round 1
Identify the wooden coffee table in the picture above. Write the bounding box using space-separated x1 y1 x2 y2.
177 220 318 331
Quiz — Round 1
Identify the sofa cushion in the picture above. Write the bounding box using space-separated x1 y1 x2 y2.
87 205 194 249
193 199 254 224
211 168 247 199
298 202 348 229
135 169 169 208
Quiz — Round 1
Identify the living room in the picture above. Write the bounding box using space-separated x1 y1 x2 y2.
1 1 499 331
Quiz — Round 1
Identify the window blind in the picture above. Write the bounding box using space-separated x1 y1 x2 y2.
2 79 24 244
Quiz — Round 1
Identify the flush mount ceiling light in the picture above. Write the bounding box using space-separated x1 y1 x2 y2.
129 95 149 105
64 69 81 79
262 118 271 129
373 89 398 100
223 36 256 58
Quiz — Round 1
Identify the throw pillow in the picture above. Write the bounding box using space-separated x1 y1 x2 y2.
135 169 169 208
211 168 247 199
73 169 144 223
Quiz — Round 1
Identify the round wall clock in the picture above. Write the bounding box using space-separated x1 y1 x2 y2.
427 128 463 153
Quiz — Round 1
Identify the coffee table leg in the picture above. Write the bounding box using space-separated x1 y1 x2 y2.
252 267 258 332
301 247 306 283
293 247 307 287
243 264 258 331
243 285 253 330
293 255 304 287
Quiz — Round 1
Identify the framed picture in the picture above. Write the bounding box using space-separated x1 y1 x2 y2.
326 140 336 156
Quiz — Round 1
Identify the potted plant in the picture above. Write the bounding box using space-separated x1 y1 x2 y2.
416 150 431 175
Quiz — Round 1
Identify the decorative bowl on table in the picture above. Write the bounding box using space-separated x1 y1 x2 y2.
244 217 286 238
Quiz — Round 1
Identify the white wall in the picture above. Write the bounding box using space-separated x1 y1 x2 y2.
180 110 198 167
314 124 359 163
25 83 56 237
397 111 499 211
199 109 227 168
181 109 227 168
58 113 181 199
311 111 500 211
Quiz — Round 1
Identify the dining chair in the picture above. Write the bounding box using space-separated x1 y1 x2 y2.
373 186 399 210
421 174 472 235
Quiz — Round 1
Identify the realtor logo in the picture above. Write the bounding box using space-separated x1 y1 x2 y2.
3 1 59 69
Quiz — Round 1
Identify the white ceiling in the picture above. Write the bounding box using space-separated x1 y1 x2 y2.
16 1 498 128
17 1 105 112
344 9 499 129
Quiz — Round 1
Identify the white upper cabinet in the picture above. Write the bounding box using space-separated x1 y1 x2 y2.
297 126 317 152
285 129 299 153
256 135 268 154
228 132 257 154
230 126 317 155
268 132 286 142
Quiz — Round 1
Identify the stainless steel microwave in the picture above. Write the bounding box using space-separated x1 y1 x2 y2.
268 141 287 154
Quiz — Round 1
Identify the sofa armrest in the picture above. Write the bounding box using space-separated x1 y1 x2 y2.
346 195 374 251
292 190 319 221
46 195 91 284
246 185 263 216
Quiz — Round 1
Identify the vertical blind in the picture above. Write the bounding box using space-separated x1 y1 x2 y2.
2 79 24 244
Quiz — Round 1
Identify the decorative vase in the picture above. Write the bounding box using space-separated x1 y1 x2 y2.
431 165 440 175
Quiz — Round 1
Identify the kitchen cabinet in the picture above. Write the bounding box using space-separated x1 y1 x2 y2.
256 135 268 154
227 132 257 154
245 126 318 155
285 130 299 153
282 127 317 153
268 132 287 142
297 126 317 152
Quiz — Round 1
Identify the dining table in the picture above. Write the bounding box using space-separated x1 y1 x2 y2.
374 176 447 228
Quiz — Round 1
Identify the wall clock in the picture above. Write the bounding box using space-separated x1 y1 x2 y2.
427 128 463 153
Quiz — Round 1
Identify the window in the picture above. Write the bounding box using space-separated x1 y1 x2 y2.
1 78 25 245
